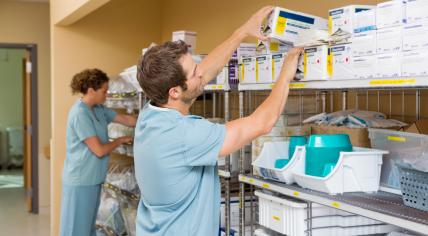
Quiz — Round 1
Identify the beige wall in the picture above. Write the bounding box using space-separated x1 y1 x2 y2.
0 1 51 213
50 0 162 234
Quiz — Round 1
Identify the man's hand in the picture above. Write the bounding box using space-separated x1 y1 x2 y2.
238 6 274 40
282 48 304 82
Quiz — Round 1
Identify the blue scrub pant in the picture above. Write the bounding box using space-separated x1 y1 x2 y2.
59 184 102 236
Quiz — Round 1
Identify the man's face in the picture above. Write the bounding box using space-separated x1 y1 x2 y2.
178 53 204 104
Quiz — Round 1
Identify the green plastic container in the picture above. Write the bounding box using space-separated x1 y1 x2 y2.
288 136 308 158
305 134 352 177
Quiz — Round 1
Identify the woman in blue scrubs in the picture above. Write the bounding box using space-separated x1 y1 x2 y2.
60 69 137 236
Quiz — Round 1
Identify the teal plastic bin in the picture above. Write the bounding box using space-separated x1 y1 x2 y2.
288 136 308 158
305 134 352 177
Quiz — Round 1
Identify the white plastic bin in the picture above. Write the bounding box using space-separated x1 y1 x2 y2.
252 142 306 184
256 191 398 236
293 147 387 194
369 128 428 192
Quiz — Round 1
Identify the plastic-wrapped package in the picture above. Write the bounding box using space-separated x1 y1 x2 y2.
303 110 407 128
96 188 126 236
108 123 135 140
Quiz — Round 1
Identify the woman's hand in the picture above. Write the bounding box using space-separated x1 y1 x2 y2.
118 136 133 144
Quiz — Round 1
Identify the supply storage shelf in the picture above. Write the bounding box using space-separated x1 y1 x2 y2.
239 174 428 235
238 77 428 91
204 84 231 91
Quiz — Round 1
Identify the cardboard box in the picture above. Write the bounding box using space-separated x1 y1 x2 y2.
272 53 285 82
330 44 354 79
303 45 331 81
328 5 374 34
216 67 229 85
353 55 377 79
402 49 428 76
406 0 428 24
265 7 328 44
351 30 377 56
403 22 428 51
376 26 403 54
376 52 402 78
172 31 197 53
311 125 371 148
256 40 291 55
405 119 428 134
233 43 257 59
353 9 377 33
239 57 256 84
256 55 272 83
376 0 406 29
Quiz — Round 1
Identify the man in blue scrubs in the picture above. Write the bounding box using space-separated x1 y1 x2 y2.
134 6 303 235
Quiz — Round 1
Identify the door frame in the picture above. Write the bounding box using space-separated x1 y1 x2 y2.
0 43 39 214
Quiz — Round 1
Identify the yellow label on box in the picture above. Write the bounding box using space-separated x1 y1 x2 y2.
290 83 306 89
262 183 270 189
303 52 308 77
255 59 259 82
331 202 340 208
293 191 299 197
272 216 281 221
270 42 279 52
327 50 333 77
388 136 406 142
240 64 244 82
275 16 287 34
328 16 333 34
369 78 416 86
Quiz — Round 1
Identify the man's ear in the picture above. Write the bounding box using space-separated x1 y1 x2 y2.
168 86 181 100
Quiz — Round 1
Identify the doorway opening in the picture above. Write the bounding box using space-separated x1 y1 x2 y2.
0 43 39 214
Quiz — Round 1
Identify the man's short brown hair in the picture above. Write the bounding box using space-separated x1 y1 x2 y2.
137 41 189 105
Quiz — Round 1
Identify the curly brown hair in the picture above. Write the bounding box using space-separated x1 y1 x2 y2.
137 40 189 105
70 68 109 95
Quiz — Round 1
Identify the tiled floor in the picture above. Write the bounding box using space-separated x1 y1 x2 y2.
0 187 50 236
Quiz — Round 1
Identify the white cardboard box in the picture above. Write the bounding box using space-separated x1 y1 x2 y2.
272 53 286 82
239 57 256 84
353 9 377 33
233 43 257 59
403 22 428 51
402 49 428 76
353 55 377 79
216 67 229 85
352 30 377 56
376 26 403 54
256 40 291 55
172 31 197 53
266 7 327 45
328 5 374 34
406 0 428 24
376 0 406 29
256 55 273 83
376 53 402 78
303 45 331 81
331 44 354 79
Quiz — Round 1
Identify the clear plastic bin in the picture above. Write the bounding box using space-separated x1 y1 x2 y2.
368 128 428 192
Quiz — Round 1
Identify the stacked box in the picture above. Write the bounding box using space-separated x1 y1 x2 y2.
172 31 197 53
353 55 377 79
376 27 403 54
376 0 406 29
376 53 402 77
239 57 256 84
256 55 273 83
328 5 374 35
265 7 328 45
272 53 286 82
406 0 428 24
402 49 428 76
302 45 331 81
330 44 354 79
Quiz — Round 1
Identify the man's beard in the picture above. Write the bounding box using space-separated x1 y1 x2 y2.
181 86 204 104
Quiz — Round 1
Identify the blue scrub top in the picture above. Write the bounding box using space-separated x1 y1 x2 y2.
134 103 226 236
63 100 117 186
